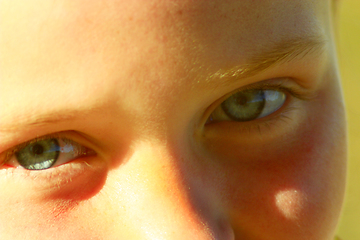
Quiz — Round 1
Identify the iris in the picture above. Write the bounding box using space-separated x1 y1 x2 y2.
15 139 60 170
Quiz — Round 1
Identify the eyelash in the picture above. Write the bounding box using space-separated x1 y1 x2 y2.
204 80 313 132
0 133 103 191
226 82 311 101
1 133 94 169
0 81 310 168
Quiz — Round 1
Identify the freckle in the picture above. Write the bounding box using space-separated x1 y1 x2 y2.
177 10 183 15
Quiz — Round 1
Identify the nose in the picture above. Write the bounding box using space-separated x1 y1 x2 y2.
101 141 235 240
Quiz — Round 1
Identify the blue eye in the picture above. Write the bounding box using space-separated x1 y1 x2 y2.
209 89 286 122
8 137 95 170
15 138 60 170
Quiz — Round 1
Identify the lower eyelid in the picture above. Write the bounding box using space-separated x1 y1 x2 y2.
0 156 101 191
204 112 294 144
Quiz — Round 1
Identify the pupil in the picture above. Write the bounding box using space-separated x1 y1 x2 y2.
235 94 248 106
31 144 44 155
221 90 265 122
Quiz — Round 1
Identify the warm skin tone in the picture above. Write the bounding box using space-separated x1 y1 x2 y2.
0 0 346 239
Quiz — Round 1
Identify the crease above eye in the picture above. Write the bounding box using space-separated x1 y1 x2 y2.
208 89 286 123
5 137 96 170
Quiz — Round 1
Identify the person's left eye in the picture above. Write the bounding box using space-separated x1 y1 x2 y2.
5 137 96 170
208 89 286 123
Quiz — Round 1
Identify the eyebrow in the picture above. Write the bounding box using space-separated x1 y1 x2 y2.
0 36 326 132
0 108 96 132
206 35 327 85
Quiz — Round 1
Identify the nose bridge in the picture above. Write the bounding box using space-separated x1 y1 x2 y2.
105 141 234 240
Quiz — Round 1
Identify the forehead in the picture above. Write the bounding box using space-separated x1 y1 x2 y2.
0 0 330 128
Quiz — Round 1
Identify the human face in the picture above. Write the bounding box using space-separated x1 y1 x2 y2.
0 0 346 239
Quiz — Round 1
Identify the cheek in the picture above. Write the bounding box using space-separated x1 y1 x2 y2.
0 161 108 239
0 206 105 240
205 90 346 237
274 189 305 220
0 194 107 240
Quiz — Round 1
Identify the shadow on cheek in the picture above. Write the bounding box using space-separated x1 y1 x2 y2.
46 164 108 202
0 165 109 238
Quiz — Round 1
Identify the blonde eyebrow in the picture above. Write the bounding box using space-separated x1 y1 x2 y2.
0 36 326 132
0 112 77 132
0 107 101 132
206 35 327 85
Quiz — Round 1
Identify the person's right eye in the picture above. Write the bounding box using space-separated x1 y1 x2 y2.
3 136 96 170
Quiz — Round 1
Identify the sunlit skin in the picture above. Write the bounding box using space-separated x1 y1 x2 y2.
0 0 346 239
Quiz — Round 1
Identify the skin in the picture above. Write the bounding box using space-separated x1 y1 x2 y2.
0 0 346 239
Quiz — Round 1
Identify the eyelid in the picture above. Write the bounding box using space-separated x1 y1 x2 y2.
1 132 96 168
0 132 105 191
230 80 316 101
203 78 316 125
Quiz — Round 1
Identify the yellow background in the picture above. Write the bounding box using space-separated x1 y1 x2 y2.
337 0 360 239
